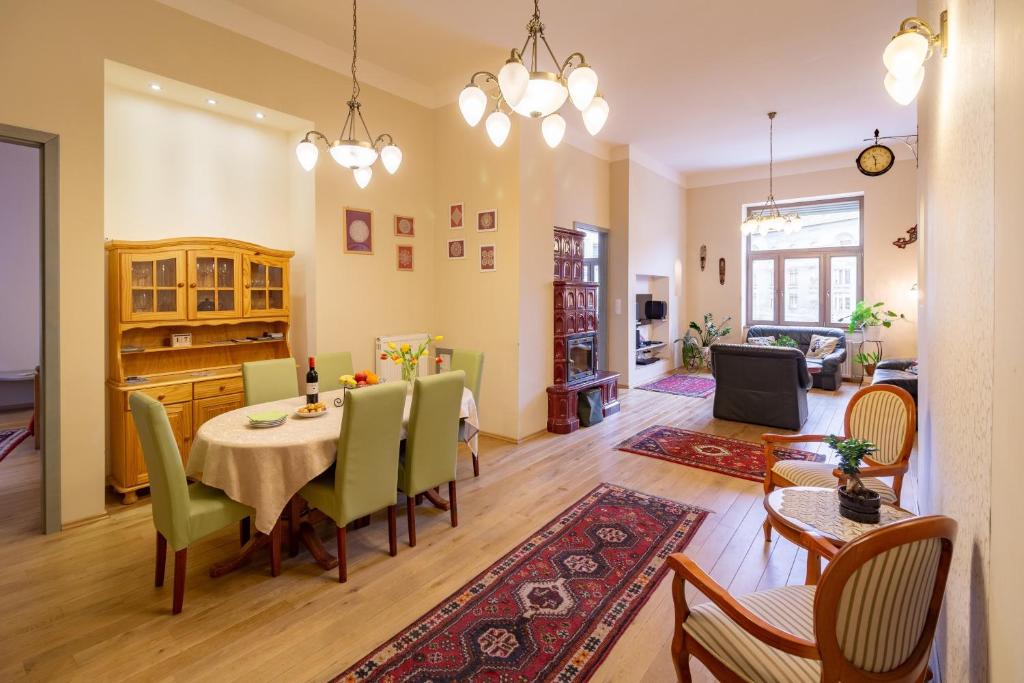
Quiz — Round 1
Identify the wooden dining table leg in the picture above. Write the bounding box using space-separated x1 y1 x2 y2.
240 517 251 547
421 488 451 511
155 532 167 587
288 496 301 558
269 521 283 577
297 520 340 571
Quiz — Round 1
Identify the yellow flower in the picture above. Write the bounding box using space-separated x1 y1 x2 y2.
411 358 418 366
421 349 428 357
401 343 411 353
387 342 397 350
434 335 443 342
393 358 402 365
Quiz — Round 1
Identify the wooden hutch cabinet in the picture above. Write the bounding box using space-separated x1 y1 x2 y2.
107 237 294 503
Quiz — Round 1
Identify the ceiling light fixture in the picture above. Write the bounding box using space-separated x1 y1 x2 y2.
458 0 608 149
741 112 802 237
255 112 265 120
294 0 401 186
206 98 217 106
149 83 162 92
882 11 948 105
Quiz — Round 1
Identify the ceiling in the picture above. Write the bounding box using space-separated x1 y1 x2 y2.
163 0 918 176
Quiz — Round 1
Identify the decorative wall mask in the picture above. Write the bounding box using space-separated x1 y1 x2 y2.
893 224 918 249
719 258 726 285
700 245 707 271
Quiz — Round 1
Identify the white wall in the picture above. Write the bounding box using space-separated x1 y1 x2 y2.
0 141 40 373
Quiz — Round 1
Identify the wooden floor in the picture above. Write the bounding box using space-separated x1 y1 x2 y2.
0 379 917 682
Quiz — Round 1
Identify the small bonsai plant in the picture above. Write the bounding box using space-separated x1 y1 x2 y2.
825 435 881 523
687 313 733 347
845 301 906 334
773 334 799 348
854 350 881 376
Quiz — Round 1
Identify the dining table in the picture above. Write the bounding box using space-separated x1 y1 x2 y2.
186 384 479 575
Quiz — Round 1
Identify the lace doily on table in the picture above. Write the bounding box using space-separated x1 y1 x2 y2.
778 488 914 543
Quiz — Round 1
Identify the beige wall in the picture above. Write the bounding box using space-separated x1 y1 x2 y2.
686 161 919 358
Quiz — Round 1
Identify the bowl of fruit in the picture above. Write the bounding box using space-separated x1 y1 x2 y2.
333 370 381 406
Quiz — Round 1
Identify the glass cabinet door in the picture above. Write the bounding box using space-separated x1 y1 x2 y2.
120 251 187 322
243 255 289 317
187 250 241 319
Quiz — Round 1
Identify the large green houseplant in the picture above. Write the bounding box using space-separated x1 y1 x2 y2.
676 313 732 372
845 301 906 340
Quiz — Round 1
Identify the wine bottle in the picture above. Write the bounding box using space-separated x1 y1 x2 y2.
306 356 319 404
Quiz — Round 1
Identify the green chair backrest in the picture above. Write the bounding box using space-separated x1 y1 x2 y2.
334 381 407 524
401 371 464 495
129 392 192 550
451 349 484 406
316 351 355 393
242 358 298 406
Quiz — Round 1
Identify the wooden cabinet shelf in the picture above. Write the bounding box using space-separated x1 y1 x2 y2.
106 237 294 504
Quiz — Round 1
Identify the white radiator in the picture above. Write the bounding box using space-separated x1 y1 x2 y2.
375 333 432 382
843 331 862 380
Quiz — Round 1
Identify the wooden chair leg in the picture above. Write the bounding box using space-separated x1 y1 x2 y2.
406 496 417 547
288 496 300 557
763 518 773 543
239 517 251 547
387 505 398 557
336 524 347 583
172 548 187 615
269 520 282 577
448 480 458 527
155 532 167 587
414 493 424 505
472 452 480 477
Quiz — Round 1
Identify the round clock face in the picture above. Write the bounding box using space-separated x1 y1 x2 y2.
856 144 895 176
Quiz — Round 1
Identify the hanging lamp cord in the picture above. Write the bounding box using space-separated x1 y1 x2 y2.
350 0 360 100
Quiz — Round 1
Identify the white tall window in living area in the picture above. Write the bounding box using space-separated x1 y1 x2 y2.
745 196 863 328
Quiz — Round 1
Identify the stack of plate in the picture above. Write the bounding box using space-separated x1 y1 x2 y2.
247 410 288 428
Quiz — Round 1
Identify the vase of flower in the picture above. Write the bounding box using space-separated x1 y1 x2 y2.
380 335 445 383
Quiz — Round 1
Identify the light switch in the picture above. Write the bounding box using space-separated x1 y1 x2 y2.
614 298 621 315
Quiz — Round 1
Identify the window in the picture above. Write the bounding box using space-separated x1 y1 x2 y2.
745 196 863 327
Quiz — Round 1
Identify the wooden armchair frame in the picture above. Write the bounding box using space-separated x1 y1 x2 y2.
762 384 917 542
668 516 956 683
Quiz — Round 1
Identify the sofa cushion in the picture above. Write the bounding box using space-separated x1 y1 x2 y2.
747 336 776 346
806 334 839 358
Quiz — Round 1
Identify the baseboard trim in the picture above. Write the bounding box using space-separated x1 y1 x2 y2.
480 429 547 445
61 510 110 531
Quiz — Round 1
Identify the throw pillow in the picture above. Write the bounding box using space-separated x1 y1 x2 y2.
806 334 839 358
747 336 776 346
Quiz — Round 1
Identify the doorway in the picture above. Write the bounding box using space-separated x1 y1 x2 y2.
576 222 609 373
0 124 61 534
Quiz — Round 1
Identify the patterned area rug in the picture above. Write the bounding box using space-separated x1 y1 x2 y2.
0 428 29 464
617 427 823 482
636 374 715 398
332 483 708 682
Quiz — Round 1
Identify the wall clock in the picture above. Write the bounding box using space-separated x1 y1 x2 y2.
856 130 895 177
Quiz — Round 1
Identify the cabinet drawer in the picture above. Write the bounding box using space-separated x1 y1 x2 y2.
193 376 244 400
126 383 193 410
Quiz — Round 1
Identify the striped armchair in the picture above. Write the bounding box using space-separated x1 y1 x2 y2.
761 384 916 542
668 516 957 682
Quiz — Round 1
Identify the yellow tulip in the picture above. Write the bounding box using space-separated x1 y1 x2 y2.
393 358 401 365
411 359 418 366
434 335 444 342
400 343 411 353
388 342 397 350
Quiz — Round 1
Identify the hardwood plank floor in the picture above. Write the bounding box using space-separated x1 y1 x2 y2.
0 380 917 682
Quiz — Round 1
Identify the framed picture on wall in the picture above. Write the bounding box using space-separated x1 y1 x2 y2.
477 209 497 232
434 347 453 374
480 244 496 272
343 207 373 254
394 215 415 237
396 244 414 271
447 239 466 260
449 203 464 229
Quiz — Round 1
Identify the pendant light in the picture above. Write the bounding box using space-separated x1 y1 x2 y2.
741 112 802 236
294 0 401 187
459 0 608 148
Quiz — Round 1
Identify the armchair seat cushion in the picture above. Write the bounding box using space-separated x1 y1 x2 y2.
683 584 820 682
771 461 897 505
186 482 252 547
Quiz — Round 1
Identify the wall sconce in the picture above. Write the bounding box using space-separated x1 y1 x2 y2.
883 11 948 105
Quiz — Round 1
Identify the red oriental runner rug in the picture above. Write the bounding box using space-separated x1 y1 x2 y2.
617 426 823 482
0 427 29 464
332 483 708 682
637 374 715 398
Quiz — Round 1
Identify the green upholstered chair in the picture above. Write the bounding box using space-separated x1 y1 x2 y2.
242 358 298 406
399 371 465 546
450 349 484 476
299 381 407 582
129 392 260 614
315 351 355 393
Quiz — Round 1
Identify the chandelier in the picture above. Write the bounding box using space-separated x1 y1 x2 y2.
741 112 802 236
457 0 609 149
294 0 401 188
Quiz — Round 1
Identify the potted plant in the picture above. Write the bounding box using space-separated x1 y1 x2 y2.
825 435 881 523
772 334 799 348
685 313 732 366
854 350 881 376
379 335 444 382
845 301 906 341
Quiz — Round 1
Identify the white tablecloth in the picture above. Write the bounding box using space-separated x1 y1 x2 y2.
186 387 479 533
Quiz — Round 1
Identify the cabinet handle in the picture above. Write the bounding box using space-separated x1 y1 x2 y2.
219 385 226 391
243 282 250 289
189 283 197 288
157 394 166 401
177 282 184 288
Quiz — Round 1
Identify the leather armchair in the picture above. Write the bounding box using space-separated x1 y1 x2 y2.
710 343 811 430
746 325 847 390
872 358 918 404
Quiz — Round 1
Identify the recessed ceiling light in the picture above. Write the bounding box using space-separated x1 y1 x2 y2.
149 83 162 92
255 112 265 120
206 98 217 105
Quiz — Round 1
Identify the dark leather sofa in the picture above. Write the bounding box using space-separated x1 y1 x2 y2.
746 325 847 390
710 343 811 430
871 358 918 404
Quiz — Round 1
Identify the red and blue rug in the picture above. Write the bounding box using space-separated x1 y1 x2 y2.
637 374 715 398
332 483 708 682
617 427 824 482
0 427 29 464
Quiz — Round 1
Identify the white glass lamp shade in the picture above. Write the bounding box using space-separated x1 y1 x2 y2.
498 60 530 107
353 166 372 189
380 144 402 174
541 113 566 148
485 110 512 147
295 140 319 171
884 67 925 105
567 66 599 111
330 140 378 169
582 96 609 135
458 85 488 127
510 73 569 118
883 31 930 80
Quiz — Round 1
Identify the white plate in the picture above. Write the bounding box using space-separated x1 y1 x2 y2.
294 408 329 418
248 420 286 428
